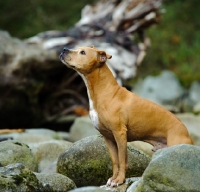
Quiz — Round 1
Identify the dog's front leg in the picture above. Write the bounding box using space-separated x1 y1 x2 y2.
111 128 127 187
103 136 119 186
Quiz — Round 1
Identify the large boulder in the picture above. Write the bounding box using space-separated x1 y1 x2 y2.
132 70 184 107
57 135 150 187
0 140 37 171
129 144 200 191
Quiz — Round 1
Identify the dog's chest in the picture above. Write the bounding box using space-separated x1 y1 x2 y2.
89 109 99 130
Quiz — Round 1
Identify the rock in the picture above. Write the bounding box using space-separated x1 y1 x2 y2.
178 96 194 113
0 128 62 143
34 172 76 191
131 145 200 191
0 163 76 191
176 113 200 145
69 116 99 142
69 186 112 192
57 135 150 187
41 161 57 174
57 131 71 141
0 128 65 144
189 81 200 104
129 141 153 156
0 163 44 191
0 140 37 171
29 140 72 172
0 132 53 144
132 70 184 106
193 101 200 114
100 177 139 192
26 128 61 139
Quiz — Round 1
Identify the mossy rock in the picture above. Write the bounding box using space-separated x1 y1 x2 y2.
133 144 200 191
34 172 76 191
0 140 37 171
57 135 150 187
0 163 76 192
0 163 43 192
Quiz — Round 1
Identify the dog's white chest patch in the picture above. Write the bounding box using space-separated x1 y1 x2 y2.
78 72 99 130
89 109 99 130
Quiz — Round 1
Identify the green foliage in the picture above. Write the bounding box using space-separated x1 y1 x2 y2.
138 0 200 87
0 0 96 38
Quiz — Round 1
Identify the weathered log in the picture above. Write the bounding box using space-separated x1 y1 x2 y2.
0 0 162 128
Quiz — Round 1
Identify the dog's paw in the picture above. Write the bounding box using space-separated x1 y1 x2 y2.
106 177 124 187
111 181 124 187
106 178 112 186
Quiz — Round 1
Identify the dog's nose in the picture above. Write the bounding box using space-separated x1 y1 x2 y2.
63 47 70 53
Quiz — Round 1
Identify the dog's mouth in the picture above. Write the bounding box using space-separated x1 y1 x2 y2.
59 52 76 69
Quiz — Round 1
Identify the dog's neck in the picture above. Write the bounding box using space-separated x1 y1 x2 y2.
78 63 119 110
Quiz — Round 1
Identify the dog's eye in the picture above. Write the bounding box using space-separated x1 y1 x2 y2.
80 51 86 55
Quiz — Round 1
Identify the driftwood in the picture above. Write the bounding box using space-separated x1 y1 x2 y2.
0 0 162 129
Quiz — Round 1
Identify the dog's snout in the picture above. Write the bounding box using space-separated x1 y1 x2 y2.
63 47 70 53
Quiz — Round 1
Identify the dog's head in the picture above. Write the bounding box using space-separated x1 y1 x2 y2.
59 46 112 74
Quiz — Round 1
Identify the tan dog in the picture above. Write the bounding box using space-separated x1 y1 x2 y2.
59 46 193 187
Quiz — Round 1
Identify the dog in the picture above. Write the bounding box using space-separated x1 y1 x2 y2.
59 46 193 187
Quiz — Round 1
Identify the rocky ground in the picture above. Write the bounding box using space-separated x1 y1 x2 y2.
0 109 200 191
0 36 200 190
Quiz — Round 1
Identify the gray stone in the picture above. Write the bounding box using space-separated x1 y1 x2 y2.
178 96 194 113
129 141 153 156
0 140 37 171
69 116 99 142
29 140 72 172
132 145 200 191
193 101 200 114
41 161 57 174
189 81 200 104
34 172 76 191
57 135 150 187
100 178 140 192
0 128 64 144
0 132 54 144
0 163 76 192
0 163 43 191
176 113 200 145
57 131 71 141
69 186 112 192
26 128 61 139
132 70 184 106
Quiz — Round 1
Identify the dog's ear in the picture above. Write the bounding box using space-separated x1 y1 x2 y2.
98 51 112 62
